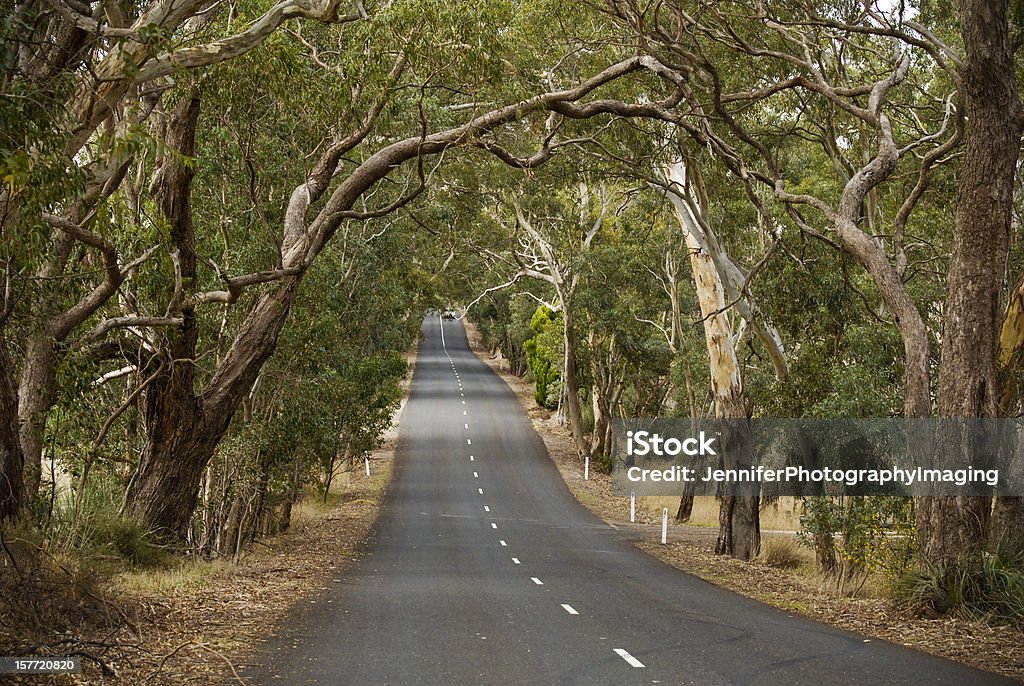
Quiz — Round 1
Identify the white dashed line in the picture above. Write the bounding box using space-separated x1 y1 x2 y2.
491 522 497 529
473 471 478 477
499 540 507 547
511 557 520 564
465 423 469 429
614 649 645 668
462 400 465 405
561 604 579 615
463 410 467 416
478 488 484 495
530 577 544 585
484 506 490 512
470 456 475 461
467 439 472 445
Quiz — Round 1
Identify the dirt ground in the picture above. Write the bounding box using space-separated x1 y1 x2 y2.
463 322 1024 683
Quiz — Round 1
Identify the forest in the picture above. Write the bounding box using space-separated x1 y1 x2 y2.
3 0 1024 677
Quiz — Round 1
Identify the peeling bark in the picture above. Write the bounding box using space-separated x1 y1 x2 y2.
664 160 760 560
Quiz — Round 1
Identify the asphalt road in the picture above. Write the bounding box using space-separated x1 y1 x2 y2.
244 315 1013 685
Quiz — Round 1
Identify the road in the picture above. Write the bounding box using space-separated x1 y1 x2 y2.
244 316 1012 685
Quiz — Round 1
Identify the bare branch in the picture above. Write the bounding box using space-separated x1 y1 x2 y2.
132 1 366 84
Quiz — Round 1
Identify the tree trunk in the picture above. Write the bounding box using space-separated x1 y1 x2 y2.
17 338 57 499
687 214 758 558
123 95 206 540
590 332 623 461
0 338 25 522
922 0 1024 565
561 302 591 457
991 497 1024 553
665 160 759 559
279 450 303 532
676 359 700 521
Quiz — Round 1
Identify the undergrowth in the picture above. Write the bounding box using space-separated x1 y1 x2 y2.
895 542 1024 627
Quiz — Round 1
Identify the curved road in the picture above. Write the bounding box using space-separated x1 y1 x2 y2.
245 316 1012 685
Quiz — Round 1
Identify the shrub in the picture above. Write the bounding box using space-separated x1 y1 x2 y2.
797 496 916 578
758 536 807 569
524 305 562 409
46 480 167 568
895 543 1024 627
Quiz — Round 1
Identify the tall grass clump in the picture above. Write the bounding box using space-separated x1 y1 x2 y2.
45 478 167 569
895 541 1024 627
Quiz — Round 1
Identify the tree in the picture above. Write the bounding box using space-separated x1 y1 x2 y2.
923 0 1024 562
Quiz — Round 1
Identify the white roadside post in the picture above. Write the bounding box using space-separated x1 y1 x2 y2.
630 492 636 523
364 453 371 477
661 508 668 544
584 455 590 481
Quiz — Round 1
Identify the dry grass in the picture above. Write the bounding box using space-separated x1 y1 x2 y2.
117 559 235 597
757 536 810 570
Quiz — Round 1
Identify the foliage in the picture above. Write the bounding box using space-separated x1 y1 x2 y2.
757 536 807 570
524 305 562 408
798 496 917 582
45 478 168 569
895 542 1024 627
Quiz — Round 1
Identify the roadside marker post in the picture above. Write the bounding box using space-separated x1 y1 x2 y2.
584 455 589 481
630 492 635 523
365 455 371 477
661 508 668 544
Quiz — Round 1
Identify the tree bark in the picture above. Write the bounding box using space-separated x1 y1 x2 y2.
0 338 25 522
922 0 1024 565
123 95 206 539
665 161 759 559
17 339 57 499
560 303 591 457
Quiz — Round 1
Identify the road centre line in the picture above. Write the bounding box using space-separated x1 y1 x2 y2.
478 488 483 494
511 557 520 564
531 577 544 585
561 604 579 615
473 472 478 477
484 505 490 512
614 649 645 668
491 522 498 529
499 540 507 546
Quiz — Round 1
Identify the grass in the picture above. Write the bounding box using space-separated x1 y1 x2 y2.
757 536 810 569
895 544 1024 626
637 496 803 531
118 559 234 596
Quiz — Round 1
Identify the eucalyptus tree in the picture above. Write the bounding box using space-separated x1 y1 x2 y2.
596 0 1024 564
655 153 788 559
488 180 613 457
3 0 709 537
1 0 376 519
